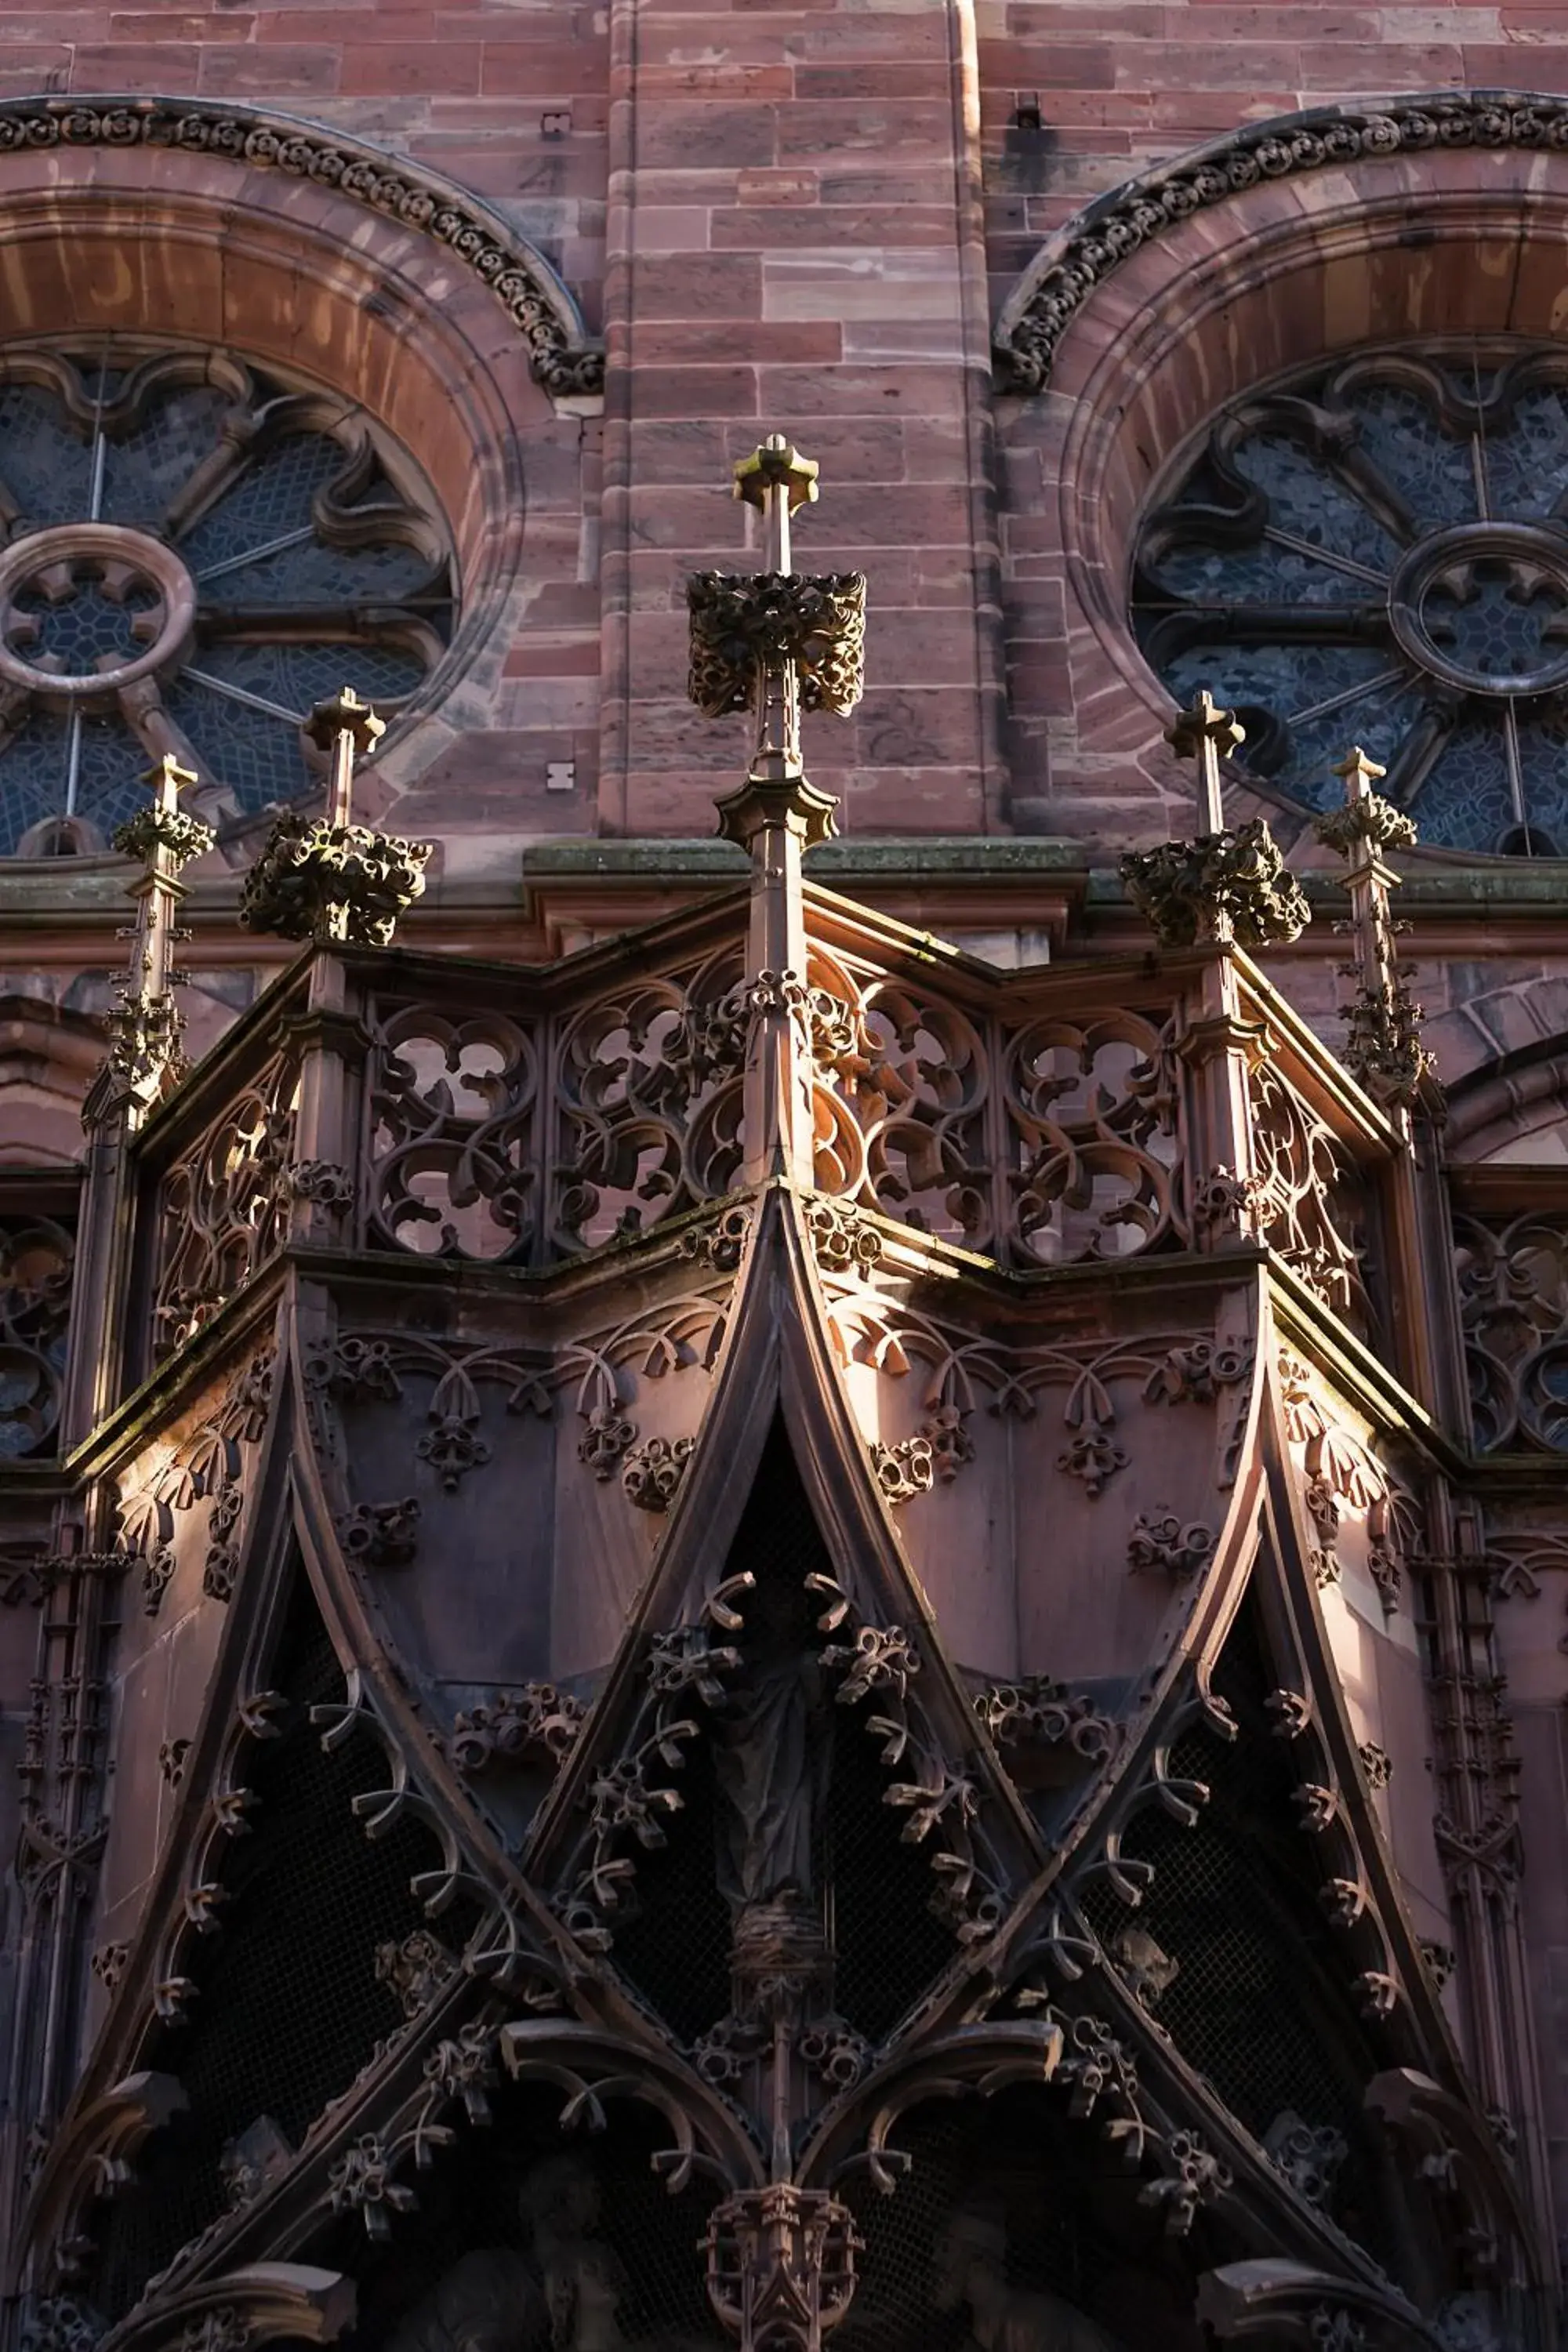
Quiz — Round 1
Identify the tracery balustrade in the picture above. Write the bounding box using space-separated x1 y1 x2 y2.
148 1047 299 1361
122 937 1398 1375
1451 1198 1568 1454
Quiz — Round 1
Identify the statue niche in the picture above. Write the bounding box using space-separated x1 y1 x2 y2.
931 2206 1130 2352
711 1565 833 1934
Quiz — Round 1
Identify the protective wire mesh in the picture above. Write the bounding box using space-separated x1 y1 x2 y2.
92 1568 466 2317
1079 1594 1391 2251
836 2089 1212 2352
313 2087 724 2352
603 1428 955 2049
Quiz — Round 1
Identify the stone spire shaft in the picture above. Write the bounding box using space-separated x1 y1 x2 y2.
91 752 213 1127
1315 745 1433 1114
686 437 867 1188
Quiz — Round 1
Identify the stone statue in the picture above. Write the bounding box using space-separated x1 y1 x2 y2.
712 1572 833 1919
521 2156 632 2352
932 2206 1130 2352
383 2155 717 2352
385 2247 546 2352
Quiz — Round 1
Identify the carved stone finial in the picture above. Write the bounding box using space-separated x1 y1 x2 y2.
1313 744 1432 1111
1121 820 1310 953
305 685 387 828
705 2185 861 2352
1165 689 1245 834
733 435 820 572
90 753 214 1124
1125 687 1308 951
688 434 862 848
239 689 430 948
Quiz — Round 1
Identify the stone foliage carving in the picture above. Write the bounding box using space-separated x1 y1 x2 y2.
996 94 1568 393
557 1607 742 1948
375 1929 458 2017
450 1686 587 1776
818 1595 1009 1944
1263 2110 1348 2209
115 1352 274 1615
826 1294 1254 1506
240 815 431 948
152 1051 297 1359
0 1214 74 1459
1250 1067 1371 1332
869 1433 935 1503
1127 1512 1216 1578
0 99 603 396
1120 822 1310 951
622 1434 694 1512
1453 1209 1568 1454
688 572 867 717
1277 1354 1417 1617
336 1497 421 1569
309 1299 725 1516
975 1676 1118 1764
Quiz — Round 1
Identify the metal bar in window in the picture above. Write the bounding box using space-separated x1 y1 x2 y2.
1502 695 1527 826
193 527 316 586
1285 666 1407 728
1260 527 1389 589
63 710 82 818
182 666 306 727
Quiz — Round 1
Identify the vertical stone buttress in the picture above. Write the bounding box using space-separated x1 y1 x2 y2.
600 0 1007 837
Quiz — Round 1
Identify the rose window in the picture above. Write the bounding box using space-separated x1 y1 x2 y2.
1133 341 1568 856
0 344 454 857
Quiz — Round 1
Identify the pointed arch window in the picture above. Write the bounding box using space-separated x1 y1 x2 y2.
1134 339 1568 857
0 342 454 857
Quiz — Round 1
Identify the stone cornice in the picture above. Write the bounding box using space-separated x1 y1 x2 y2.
995 89 1568 392
0 93 604 397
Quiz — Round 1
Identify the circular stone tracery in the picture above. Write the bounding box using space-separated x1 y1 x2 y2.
1388 524 1568 700
0 524 195 706
0 342 456 858
1132 339 1568 855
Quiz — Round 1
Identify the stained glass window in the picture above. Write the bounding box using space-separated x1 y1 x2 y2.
1133 341 1568 856
0 343 454 857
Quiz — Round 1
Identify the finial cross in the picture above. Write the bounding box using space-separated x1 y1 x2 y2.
733 434 819 577
307 684 386 829
1166 689 1245 836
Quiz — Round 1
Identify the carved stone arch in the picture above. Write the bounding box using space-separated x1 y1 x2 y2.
0 96 597 834
99 2264 355 2352
526 1184 1049 1930
990 89 1568 841
1444 1034 1568 1164
0 992 106 1164
24 1335 546 2323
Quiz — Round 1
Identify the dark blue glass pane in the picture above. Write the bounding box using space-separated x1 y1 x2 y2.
201 534 440 608
1341 383 1475 531
0 386 92 526
1483 385 1568 521
1411 720 1514 852
178 436 350 572
160 677 304 814
0 709 69 853
101 385 234 529
1230 433 1401 568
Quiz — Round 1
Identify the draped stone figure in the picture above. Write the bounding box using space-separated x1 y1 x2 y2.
932 2207 1131 2352
711 1573 833 1920
386 2248 546 2352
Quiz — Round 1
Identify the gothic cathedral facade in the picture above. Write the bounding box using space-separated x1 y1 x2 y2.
0 14 1566 2352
